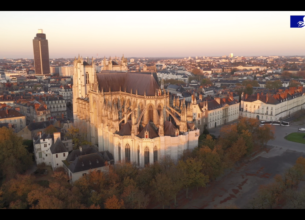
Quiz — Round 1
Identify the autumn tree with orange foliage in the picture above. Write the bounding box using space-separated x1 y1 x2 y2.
196 146 224 181
0 174 38 209
0 127 33 181
150 173 175 209
249 157 305 209
43 124 58 135
121 177 149 209
104 195 124 209
73 169 106 207
27 169 85 209
177 158 209 198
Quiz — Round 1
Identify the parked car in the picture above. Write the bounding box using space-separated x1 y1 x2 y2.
298 128 305 131
281 121 290 126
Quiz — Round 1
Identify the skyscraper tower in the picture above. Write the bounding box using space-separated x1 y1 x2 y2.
33 29 50 74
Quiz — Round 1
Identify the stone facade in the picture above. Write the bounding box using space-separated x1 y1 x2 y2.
73 56 199 167
240 87 305 121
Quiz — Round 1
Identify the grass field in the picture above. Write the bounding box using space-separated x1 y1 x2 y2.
285 132 305 144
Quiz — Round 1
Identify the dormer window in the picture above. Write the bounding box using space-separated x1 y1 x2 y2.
145 130 149 138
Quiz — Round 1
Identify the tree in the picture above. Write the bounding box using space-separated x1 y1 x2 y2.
0 174 38 209
227 137 247 163
0 127 33 180
27 169 85 209
113 163 138 184
177 158 209 198
289 80 301 88
191 68 203 75
121 177 149 209
244 84 253 95
265 80 283 90
242 80 259 87
197 147 224 181
199 134 216 150
282 71 292 79
201 78 212 86
104 195 124 209
43 125 58 135
65 121 92 149
73 169 106 207
256 124 275 148
150 173 174 209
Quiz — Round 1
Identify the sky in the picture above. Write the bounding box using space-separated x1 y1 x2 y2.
1 11 305 59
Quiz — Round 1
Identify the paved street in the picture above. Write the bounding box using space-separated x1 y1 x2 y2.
209 122 305 153
173 146 305 209
169 119 305 209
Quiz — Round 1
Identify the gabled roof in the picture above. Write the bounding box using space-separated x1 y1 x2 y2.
66 145 98 162
67 152 106 173
96 71 160 96
116 121 132 136
50 138 68 154
137 122 159 139
28 121 53 131
164 121 178 137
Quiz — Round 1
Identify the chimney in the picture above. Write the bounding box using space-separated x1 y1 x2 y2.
266 94 269 103
53 132 61 141
37 131 42 138
257 93 260 100
199 94 203 101
5 109 8 115
245 94 248 100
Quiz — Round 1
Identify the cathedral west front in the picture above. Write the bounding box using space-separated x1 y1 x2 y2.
72 56 199 167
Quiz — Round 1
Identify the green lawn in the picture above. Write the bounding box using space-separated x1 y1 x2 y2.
285 132 305 144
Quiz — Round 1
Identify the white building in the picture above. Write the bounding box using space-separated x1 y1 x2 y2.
33 132 72 170
63 146 112 183
240 87 305 121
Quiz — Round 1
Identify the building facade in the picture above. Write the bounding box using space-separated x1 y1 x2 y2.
73 56 199 167
33 29 50 74
240 87 305 121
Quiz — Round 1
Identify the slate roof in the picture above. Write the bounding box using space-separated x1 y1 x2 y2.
50 138 68 154
96 71 160 96
137 122 159 139
28 121 53 131
67 152 106 173
65 145 99 162
65 149 113 173
164 121 178 137
116 121 132 136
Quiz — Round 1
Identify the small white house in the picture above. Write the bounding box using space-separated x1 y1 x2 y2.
33 132 69 170
63 146 113 183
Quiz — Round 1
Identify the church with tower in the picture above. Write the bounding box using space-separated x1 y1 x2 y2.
72 55 199 167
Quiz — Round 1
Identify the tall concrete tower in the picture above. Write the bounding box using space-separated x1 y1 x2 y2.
33 29 50 74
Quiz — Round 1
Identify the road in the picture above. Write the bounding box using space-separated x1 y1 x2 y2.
209 122 305 153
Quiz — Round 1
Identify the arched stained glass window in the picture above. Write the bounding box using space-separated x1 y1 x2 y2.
153 146 158 163
125 144 130 163
144 147 149 166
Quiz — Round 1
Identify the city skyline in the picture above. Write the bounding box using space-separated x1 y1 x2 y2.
1 11 305 58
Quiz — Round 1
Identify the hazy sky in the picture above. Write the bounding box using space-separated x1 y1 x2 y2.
1 11 305 58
